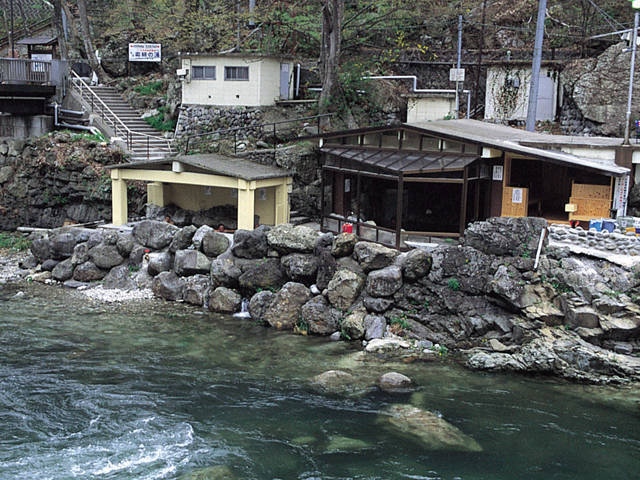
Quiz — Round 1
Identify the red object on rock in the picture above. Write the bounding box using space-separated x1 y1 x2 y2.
342 223 353 233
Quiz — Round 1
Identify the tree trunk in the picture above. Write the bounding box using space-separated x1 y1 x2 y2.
76 0 110 82
319 0 344 129
52 0 68 60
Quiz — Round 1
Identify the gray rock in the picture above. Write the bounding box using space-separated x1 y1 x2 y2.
116 232 135 257
73 261 106 282
315 248 337 290
341 309 366 340
266 223 318 254
363 296 394 313
353 241 399 272
238 258 286 295
311 370 357 394
103 264 137 290
89 243 124 270
152 271 185 301
263 282 312 330
232 228 269 259
133 220 179 250
201 231 231 257
378 372 413 392
364 314 387 340
191 225 215 251
248 290 276 324
169 225 197 253
210 257 242 289
51 258 74 281
463 216 547 256
326 269 365 310
366 265 403 298
281 253 319 284
183 274 210 306
41 259 59 271
399 248 433 281
174 249 212 276
378 404 482 452
301 295 342 335
208 286 242 313
331 232 358 257
147 251 173 277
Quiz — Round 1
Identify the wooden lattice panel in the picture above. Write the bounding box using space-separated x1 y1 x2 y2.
568 182 612 221
501 186 528 218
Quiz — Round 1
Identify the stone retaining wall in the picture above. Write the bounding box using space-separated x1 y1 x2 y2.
549 224 640 256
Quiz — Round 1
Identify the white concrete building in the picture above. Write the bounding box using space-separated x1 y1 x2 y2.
179 53 294 106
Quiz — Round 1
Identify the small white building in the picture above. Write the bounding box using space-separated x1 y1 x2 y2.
484 64 560 123
179 53 294 106
406 93 457 122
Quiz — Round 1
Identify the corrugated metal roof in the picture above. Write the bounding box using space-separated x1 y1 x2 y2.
321 146 479 174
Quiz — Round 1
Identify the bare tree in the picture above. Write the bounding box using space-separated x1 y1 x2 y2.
76 0 109 82
319 0 344 128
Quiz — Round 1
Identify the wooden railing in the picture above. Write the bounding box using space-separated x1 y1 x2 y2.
0 58 51 84
69 71 172 160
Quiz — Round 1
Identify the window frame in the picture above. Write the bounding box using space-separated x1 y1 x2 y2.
224 66 249 81
191 65 216 80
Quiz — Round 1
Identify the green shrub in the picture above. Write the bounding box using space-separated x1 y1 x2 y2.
447 278 461 291
0 232 31 251
134 80 164 96
144 106 176 132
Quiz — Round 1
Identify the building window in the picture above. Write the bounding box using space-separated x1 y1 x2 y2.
191 66 216 80
224 66 249 81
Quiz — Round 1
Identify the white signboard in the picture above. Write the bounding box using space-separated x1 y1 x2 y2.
492 165 503 181
449 68 465 82
512 188 523 204
129 43 161 62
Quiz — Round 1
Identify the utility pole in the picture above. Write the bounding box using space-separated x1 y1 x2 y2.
526 0 547 131
9 0 15 57
623 1 640 145
455 15 463 118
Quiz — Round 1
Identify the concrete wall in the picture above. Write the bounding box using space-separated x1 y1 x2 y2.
0 114 53 138
406 95 456 122
484 66 558 122
180 55 291 107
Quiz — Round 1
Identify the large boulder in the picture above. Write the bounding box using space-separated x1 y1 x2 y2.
341 309 366 340
147 251 173 277
183 274 210 306
73 261 106 282
300 295 342 335
262 282 312 330
266 224 319 254
398 248 432 281
103 264 137 290
326 269 365 310
89 243 124 269
281 253 319 285
237 258 286 295
201 231 231 257
378 404 482 452
210 257 242 289
463 216 547 257
366 265 403 298
152 271 185 301
353 241 399 272
174 249 212 276
248 290 276 324
208 286 242 313
169 225 197 253
331 232 358 257
132 220 179 249
191 225 215 251
232 228 269 259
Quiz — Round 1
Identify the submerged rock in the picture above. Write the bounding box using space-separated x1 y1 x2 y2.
379 404 482 452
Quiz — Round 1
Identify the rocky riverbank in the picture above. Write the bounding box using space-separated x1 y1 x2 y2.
5 216 640 385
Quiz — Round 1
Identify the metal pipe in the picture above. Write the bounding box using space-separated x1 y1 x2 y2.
526 0 547 131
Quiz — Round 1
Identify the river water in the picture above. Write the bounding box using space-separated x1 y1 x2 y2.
1 284 639 480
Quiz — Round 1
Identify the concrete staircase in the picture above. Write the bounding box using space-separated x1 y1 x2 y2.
72 81 173 163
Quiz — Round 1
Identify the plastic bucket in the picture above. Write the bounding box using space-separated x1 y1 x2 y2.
342 223 353 233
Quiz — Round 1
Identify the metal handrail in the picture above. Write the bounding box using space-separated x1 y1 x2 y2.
69 71 173 160
182 113 333 154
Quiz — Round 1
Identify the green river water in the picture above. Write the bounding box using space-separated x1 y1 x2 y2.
0 284 639 480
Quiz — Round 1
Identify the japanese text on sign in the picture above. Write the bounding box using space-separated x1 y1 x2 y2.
128 43 161 62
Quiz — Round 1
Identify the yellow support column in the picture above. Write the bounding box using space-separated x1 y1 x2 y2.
237 181 256 230
147 181 165 207
110 170 128 226
274 178 291 225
